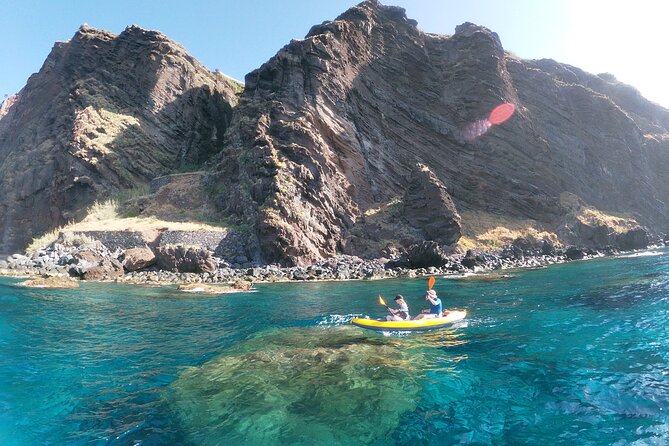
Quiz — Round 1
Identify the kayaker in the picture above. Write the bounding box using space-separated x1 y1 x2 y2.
413 289 442 320
386 295 410 321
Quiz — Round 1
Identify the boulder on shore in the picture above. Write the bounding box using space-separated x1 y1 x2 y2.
387 241 449 269
565 246 585 260
155 245 217 273
122 246 156 272
615 227 650 251
81 259 124 280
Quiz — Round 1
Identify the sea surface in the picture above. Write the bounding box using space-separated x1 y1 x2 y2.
1 249 668 445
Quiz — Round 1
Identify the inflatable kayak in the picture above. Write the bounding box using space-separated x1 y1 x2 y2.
351 310 466 332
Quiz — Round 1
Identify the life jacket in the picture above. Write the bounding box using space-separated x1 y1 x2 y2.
430 297 442 315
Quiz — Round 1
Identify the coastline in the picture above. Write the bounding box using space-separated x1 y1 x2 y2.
2 242 666 289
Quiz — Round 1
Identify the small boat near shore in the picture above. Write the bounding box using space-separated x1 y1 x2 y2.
351 310 467 332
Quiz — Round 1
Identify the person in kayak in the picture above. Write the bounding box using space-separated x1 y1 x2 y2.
413 289 442 319
386 295 410 321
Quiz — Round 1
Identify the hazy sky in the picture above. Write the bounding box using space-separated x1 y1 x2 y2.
1 0 667 107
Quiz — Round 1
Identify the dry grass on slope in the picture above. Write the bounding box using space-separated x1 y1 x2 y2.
457 210 559 250
560 191 639 234
27 174 231 253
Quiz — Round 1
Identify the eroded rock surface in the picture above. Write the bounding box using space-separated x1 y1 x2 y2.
0 25 239 253
402 164 461 245
155 245 217 273
213 0 669 265
122 246 156 272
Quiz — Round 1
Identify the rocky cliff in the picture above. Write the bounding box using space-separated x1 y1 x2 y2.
213 0 669 265
0 24 239 253
3 1 668 264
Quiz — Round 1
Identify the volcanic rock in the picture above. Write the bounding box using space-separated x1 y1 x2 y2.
212 0 669 265
616 226 650 251
122 246 156 271
72 250 104 265
20 276 80 289
565 246 586 260
0 24 239 253
2 1 669 267
0 95 17 120
461 249 486 269
81 258 124 280
155 245 217 273
404 241 450 268
402 163 461 245
541 240 556 256
165 327 422 444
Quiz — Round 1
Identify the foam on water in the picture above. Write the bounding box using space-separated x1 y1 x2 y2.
316 313 361 326
618 250 665 258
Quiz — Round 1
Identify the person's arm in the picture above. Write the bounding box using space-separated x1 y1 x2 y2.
426 295 438 305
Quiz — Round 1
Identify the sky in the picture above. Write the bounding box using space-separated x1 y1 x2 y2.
1 0 668 107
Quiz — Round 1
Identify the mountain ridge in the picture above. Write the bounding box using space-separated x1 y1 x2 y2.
0 23 240 253
0 1 667 266
211 0 668 265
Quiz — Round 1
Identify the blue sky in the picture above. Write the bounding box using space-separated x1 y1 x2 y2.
1 0 667 107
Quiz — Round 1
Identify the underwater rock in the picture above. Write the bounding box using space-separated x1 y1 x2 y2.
166 326 422 445
19 276 79 288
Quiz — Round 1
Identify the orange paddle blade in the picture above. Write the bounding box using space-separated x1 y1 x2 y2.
428 276 435 290
488 102 516 125
378 295 387 306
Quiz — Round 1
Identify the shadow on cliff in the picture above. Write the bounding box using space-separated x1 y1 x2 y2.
0 25 240 254
327 25 563 257
336 27 669 250
97 84 236 227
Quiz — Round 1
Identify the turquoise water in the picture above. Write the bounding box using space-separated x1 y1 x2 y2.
1 249 668 445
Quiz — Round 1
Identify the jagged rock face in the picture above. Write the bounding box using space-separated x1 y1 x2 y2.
402 164 461 245
506 58 669 229
214 0 669 265
0 95 18 120
0 25 239 253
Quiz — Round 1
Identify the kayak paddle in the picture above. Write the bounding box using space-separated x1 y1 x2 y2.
378 295 390 310
419 277 436 313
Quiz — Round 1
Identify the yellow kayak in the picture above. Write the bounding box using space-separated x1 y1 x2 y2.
351 310 466 331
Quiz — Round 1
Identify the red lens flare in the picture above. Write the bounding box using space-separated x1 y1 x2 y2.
489 103 516 125
463 102 516 142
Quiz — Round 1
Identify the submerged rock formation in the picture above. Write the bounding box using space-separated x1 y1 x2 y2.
0 24 239 253
212 0 669 265
166 326 421 444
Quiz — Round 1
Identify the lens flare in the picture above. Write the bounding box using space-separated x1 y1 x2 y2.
462 102 516 142
463 118 492 142
489 103 516 125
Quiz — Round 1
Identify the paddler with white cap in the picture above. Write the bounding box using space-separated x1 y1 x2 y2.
412 289 442 320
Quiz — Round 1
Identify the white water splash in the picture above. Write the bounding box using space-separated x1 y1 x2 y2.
317 314 362 326
618 251 665 258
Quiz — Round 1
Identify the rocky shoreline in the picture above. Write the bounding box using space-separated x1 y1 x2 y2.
1 236 666 288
